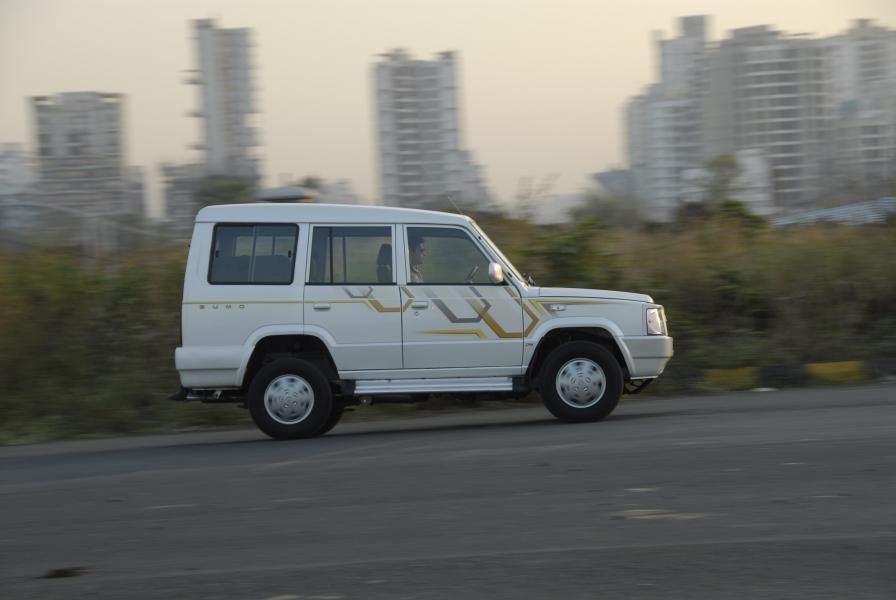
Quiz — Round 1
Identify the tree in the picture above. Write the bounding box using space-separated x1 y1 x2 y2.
570 192 643 227
718 198 767 230
703 155 741 207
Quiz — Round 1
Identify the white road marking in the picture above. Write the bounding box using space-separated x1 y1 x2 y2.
782 462 808 466
254 440 411 471
612 508 705 521
626 487 658 493
145 503 199 510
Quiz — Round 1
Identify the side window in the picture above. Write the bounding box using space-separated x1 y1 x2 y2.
308 226 393 284
209 224 298 285
406 226 492 285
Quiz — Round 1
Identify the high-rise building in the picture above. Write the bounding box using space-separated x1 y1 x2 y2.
0 143 37 241
724 26 832 211
124 166 146 218
28 92 135 251
627 18 853 218
31 92 127 216
0 143 33 196
373 49 491 209
188 19 260 183
828 20 896 193
160 162 204 239
626 16 708 221
830 19 896 103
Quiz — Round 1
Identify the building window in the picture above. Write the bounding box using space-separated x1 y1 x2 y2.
208 224 298 285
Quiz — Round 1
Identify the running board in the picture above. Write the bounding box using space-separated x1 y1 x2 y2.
353 377 515 395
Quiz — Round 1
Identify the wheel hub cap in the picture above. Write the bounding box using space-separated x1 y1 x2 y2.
556 358 606 408
264 375 314 425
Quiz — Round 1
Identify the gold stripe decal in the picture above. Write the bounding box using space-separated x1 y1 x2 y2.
522 301 540 337
466 298 524 339
534 299 613 306
368 299 401 313
344 287 401 313
422 329 487 339
401 286 415 312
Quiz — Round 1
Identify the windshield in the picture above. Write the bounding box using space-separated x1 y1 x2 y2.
470 220 527 285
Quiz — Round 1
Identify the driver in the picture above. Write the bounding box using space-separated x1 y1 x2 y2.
409 235 425 283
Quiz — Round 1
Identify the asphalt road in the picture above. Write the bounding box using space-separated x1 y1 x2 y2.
1 384 895 599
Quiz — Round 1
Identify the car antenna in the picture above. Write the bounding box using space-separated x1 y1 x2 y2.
445 193 467 218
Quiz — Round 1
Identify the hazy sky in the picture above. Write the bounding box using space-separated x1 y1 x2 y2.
2 0 894 218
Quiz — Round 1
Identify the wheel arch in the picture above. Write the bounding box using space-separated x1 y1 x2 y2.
527 327 631 387
240 334 339 389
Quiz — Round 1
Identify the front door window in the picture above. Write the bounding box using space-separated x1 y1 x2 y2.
405 226 492 285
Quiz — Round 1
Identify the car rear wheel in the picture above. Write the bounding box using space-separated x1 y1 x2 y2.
539 341 623 423
248 358 333 439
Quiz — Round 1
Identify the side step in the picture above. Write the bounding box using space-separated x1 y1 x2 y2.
354 377 515 396
168 387 244 403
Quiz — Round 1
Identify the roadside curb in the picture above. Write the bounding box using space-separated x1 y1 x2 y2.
695 360 885 392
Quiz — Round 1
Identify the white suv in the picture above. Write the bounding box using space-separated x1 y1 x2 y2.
172 203 672 439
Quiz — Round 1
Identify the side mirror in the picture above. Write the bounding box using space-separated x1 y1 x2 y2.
488 262 505 284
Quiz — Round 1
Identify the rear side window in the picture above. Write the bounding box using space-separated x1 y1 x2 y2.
308 226 393 284
209 224 298 285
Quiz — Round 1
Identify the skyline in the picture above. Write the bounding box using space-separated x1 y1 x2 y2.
2 0 895 218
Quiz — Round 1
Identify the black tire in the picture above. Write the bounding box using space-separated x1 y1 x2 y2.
248 358 333 440
539 341 623 423
318 399 346 435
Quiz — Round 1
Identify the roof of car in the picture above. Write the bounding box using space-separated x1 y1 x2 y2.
195 203 474 226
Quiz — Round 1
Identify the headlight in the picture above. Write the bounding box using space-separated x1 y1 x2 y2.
646 307 667 335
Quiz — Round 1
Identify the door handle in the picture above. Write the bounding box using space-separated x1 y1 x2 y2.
411 301 429 309
313 303 331 311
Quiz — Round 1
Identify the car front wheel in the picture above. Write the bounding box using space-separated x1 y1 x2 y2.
539 341 623 423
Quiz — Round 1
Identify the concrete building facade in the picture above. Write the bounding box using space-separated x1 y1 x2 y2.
626 17 896 221
626 16 708 222
726 26 832 211
828 20 896 193
0 144 37 242
373 49 490 210
27 92 141 251
188 19 260 183
0 143 34 196
160 162 205 239
31 92 128 218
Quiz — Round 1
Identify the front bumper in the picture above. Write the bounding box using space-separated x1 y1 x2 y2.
621 335 674 378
